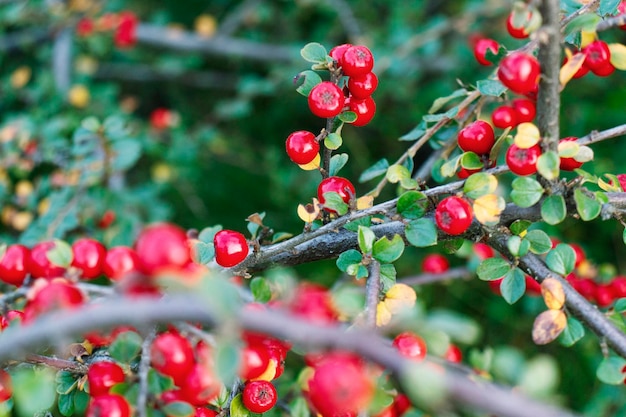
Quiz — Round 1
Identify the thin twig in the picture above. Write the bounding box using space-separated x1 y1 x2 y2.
365 259 381 328
23 353 88 374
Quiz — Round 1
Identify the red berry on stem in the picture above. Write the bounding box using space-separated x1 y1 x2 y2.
457 120 495 155
595 284 615 308
0 244 30 286
308 82 345 119
72 238 107 279
317 176 355 212
103 246 141 281
497 53 540 95
559 137 583 171
392 332 427 361
151 331 195 385
583 41 611 75
349 96 376 126
242 380 278 413
506 12 530 39
457 167 482 179
511 98 536 123
421 254 450 274
29 241 66 279
619 1 626 30
289 282 338 324
240 344 272 381
491 106 518 129
348 72 378 99
473 38 499 66
180 363 222 406
86 394 131 417
285 131 319 165
214 230 249 268
135 223 191 274
88 361 126 397
341 45 374 77
505 143 541 176
435 196 473 236
329 43 352 68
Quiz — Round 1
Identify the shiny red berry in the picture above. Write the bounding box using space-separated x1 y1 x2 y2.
72 238 107 279
392 332 427 361
0 244 30 286
29 241 66 279
114 12 138 49
349 96 376 126
103 246 141 281
329 43 352 68
308 82 345 119
444 344 463 363
457 120 495 155
135 223 191 274
86 394 131 417
473 38 499 66
24 279 85 321
421 254 449 274
341 45 374 77
214 230 249 268
180 364 222 406
497 53 540 95
150 108 172 130
491 105 518 129
583 41 611 75
435 196 473 236
285 131 319 165
317 176 356 211
88 361 126 397
0 370 11 402
505 143 541 176
457 167 482 179
347 72 378 99
151 331 195 385
242 380 277 413
240 344 271 381
506 12 530 39
559 137 583 171
195 408 218 417
511 98 536 123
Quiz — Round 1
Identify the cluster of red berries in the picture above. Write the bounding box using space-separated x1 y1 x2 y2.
75 11 138 48
491 98 536 130
565 40 615 79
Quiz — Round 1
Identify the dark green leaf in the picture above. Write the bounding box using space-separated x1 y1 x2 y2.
596 356 626 385
405 218 438 247
443 238 465 254
525 229 552 254
600 0 621 16
58 392 75 417
295 70 322 96
559 317 585 347
477 258 510 281
511 177 544 208
322 192 349 216
300 42 328 63
73 390 90 415
343 216 371 232
329 153 349 177
546 244 576 275
359 159 389 182
339 111 357 123
109 331 143 363
147 369 174 395
336 249 363 272
615 297 626 313
397 191 429 219
422 106 458 122
510 220 532 236
11 367 56 417
55 371 77 395
574 188 601 221
161 401 194 417
372 234 405 263
477 80 507 96
541 195 566 225
250 277 272 303
500 268 526 304
379 264 397 292
564 13 601 37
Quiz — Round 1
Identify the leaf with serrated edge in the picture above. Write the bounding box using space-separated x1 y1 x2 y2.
541 277 565 310
532 309 567 345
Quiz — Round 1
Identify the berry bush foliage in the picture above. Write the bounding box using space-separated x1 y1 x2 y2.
4 0 626 416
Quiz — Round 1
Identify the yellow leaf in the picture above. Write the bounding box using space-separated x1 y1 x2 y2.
580 31 596 49
559 52 586 87
195 14 217 38
473 194 505 225
298 153 321 171
68 85 90 108
609 43 626 70
297 198 321 223
557 140 579 158
356 195 374 210
532 309 567 345
376 301 392 327
574 145 593 163
384 283 416 314
10 66 31 89
541 278 565 310
514 123 541 149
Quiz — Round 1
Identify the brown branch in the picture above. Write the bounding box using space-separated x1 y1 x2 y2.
23 353 88 374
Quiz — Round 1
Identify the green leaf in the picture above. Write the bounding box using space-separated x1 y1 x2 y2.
110 139 142 171
463 173 497 199
215 341 240 387
399 121 427 141
379 264 397 292
596 356 626 385
477 258 510 281
343 216 371 232
147 369 174 395
477 79 507 96
58 392 75 417
329 153 349 177
324 133 342 150
230 394 250 417
295 70 322 96
423 106 458 122
559 317 585 347
509 220 532 236
161 401 194 417
507 235 530 257
546 243 576 275
193 241 215 265
250 277 272 303
11 367 56 417
510 177 544 208
359 159 389 182
289 397 310 417
564 13 601 37
525 229 552 254
460 152 483 170
322 191 349 215
372 234 405 263
348 264 369 279
300 42 328 63
541 195 566 225
339 111 357 123
574 188 602 221
109 331 143 363
397 191 428 219
500 268 526 304
537 151 560 181
405 218 438 247
358 226 376 254
428 89 467 114
55 371 77 395
198 226 222 244
615 297 626 313
386 164 411 183
440 154 461 178
443 238 464 254
271 232 293 243
73 390 90 415
47 239 73 268
600 0 621 16
336 249 363 272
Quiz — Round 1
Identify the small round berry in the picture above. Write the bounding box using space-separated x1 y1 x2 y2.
285 131 319 165
349 96 376 126
583 40 611 75
308 82 345 119
86 394 131 417
114 12 138 49
392 332 427 361
240 344 271 381
473 38 499 66
242 380 278 413
497 53 540 95
421 254 450 274
180 364 222 406
457 167 482 179
29 241 66 279
317 176 356 210
24 279 85 321
457 120 495 155
505 143 541 176
444 344 463 363
559 137 583 171
0 370 11 402
103 246 140 281
195 408 218 417
150 108 173 130
151 331 195 385
435 196 473 236
88 361 126 397
0 244 30 286
511 98 536 123
491 106 518 129
0 310 24 330
329 43 352 68
506 12 530 39
135 223 191 274
214 230 249 268
341 45 375 77
72 238 107 279
347 72 378 99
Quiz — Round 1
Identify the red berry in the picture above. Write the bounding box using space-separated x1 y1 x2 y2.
525 275 542 296
240 344 272 381
103 246 141 281
506 12 530 39
160 389 186 404
474 243 495 259
457 167 482 179
285 131 319 165
349 96 376 126
511 98 536 123
348 72 378 99
435 196 473 236
392 332 427 361
559 137 583 171
180 364 222 406
457 120 495 155
308 82 345 119
574 278 596 301
0 310 24 330
618 174 626 191
72 238 107 279
473 38 499 66
0 244 30 286
317 176 356 212
0 370 11 402
135 223 191 274
491 106 518 129
421 254 450 274
98 210 116 229
610 276 626 298
151 108 172 130
88 361 126 397
242 380 277 413
289 282 338 324
76 18 95 37
86 394 131 417
593 61 615 77
341 45 374 77
24 279 85 321
444 344 463 363
213 230 249 268
195 408 218 417
329 43 352 68
114 11 138 49
595 284 615 308
151 331 195 385
497 53 540 95
29 241 66 279
583 41 611 75
505 143 541 176
619 1 626 30
393 394 411 417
